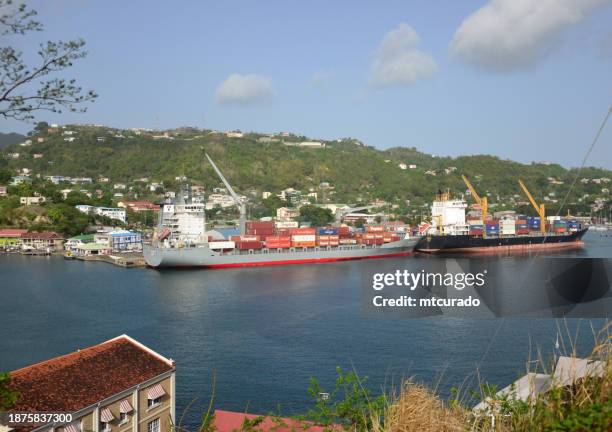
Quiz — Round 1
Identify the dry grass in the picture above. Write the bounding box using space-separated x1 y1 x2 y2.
370 321 611 432
371 380 467 432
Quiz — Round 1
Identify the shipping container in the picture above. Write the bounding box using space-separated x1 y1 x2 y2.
339 238 357 244
275 221 299 229
317 227 339 235
231 235 260 242
290 228 317 235
468 219 484 226
469 229 484 235
235 241 263 250
208 241 236 250
292 241 316 248
516 228 529 235
338 226 350 237
292 234 316 242
365 226 385 233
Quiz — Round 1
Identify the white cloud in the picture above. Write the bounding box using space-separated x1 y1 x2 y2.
216 73 276 105
451 0 610 72
370 23 437 86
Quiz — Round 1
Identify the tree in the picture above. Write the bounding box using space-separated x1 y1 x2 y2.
0 0 97 121
0 372 18 410
299 204 333 227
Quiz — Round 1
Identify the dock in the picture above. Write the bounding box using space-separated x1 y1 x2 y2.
75 252 146 268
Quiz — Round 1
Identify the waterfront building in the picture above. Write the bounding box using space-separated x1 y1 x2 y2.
94 230 142 252
0 229 28 248
1 335 176 432
20 231 64 251
65 234 95 251
74 242 113 256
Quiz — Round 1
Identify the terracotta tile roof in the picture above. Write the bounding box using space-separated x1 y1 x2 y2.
8 335 174 415
213 410 337 432
20 231 62 239
0 229 28 238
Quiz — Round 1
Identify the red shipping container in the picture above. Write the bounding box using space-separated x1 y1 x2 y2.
292 241 316 248
236 241 263 250
339 238 357 244
246 221 275 229
338 226 350 237
516 229 529 235
290 227 317 235
366 226 384 233
231 235 260 242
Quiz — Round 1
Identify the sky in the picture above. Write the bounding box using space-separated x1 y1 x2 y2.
2 0 612 168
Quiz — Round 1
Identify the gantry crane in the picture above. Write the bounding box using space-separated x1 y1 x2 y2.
518 179 546 234
461 175 488 222
205 153 247 234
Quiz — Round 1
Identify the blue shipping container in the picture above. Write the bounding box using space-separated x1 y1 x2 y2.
318 228 339 235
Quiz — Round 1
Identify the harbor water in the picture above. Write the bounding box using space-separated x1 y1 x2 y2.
0 231 610 429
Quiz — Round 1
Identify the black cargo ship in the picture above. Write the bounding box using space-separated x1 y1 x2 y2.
416 228 588 254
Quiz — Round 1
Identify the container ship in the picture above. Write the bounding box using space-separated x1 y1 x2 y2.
143 155 418 269
415 183 588 254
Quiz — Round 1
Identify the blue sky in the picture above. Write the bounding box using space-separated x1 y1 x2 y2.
3 0 612 168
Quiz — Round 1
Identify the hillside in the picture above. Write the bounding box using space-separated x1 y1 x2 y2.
0 132 25 149
0 124 610 216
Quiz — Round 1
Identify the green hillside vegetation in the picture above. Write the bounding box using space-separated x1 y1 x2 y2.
0 132 25 149
0 124 610 229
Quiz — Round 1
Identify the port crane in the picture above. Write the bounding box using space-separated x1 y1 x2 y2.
205 153 247 234
461 175 488 222
518 179 546 234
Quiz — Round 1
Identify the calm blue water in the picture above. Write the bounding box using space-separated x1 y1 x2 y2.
0 231 610 428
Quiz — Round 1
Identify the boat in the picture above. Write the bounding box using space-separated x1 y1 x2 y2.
63 250 75 260
143 155 418 269
415 190 588 254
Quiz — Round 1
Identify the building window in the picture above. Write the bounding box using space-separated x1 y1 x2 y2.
99 422 110 432
119 412 129 424
147 396 162 408
147 418 160 432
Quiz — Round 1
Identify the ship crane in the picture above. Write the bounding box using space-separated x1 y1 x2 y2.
205 153 247 234
518 179 546 234
461 175 488 223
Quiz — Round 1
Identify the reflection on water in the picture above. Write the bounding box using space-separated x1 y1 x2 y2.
0 231 609 428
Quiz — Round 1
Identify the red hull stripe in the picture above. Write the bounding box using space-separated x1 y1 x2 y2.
204 252 412 269
420 241 584 254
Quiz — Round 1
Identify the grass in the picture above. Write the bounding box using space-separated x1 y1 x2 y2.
370 321 611 432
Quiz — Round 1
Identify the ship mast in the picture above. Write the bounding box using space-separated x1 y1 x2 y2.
205 153 247 234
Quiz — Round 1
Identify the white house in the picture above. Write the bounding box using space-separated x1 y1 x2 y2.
93 207 127 223
20 196 46 206
276 207 299 221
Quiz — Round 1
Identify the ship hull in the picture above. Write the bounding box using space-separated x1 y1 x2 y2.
144 237 418 269
415 228 588 254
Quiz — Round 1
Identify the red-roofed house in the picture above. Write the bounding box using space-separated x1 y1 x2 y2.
117 201 160 212
0 229 28 248
2 335 176 432
20 231 64 251
213 410 335 432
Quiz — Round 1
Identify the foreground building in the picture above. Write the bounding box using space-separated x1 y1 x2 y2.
2 335 176 432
